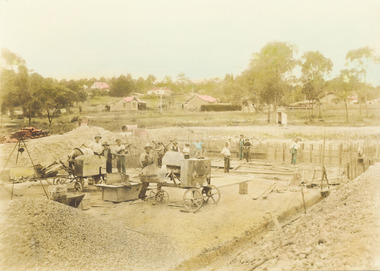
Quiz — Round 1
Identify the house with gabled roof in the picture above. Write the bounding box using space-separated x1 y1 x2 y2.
184 94 217 111
110 96 147 111
91 82 110 90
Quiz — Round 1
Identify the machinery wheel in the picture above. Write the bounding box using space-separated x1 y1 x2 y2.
183 188 203 212
149 189 157 199
73 181 83 192
59 178 67 184
155 190 169 204
202 185 221 204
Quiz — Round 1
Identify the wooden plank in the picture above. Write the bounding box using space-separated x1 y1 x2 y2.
252 182 276 200
268 211 282 230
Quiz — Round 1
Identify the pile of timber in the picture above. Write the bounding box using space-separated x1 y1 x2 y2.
10 127 49 140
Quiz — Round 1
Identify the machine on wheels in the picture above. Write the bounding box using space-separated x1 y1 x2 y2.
71 154 107 192
139 151 221 212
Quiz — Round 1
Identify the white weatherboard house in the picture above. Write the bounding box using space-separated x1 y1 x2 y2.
110 96 147 111
184 94 217 111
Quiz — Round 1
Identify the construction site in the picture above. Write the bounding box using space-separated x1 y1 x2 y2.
1 123 380 271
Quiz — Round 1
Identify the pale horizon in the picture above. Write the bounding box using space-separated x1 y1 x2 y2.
0 0 379 84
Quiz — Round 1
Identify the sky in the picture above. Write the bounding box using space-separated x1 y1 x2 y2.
0 0 379 84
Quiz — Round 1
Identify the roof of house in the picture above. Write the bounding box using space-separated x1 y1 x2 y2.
91 82 110 89
188 94 217 103
122 96 146 103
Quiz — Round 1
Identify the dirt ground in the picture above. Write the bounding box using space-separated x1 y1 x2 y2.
203 163 380 271
0 125 379 270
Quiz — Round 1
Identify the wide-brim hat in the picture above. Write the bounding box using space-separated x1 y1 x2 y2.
144 143 153 149
94 134 102 139
102 142 110 146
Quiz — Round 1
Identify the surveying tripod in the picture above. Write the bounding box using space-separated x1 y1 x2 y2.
1 138 48 199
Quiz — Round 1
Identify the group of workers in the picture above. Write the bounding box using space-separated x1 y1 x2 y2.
84 135 206 175
85 134 301 181
84 134 130 175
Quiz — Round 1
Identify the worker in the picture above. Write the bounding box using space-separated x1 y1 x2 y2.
114 139 127 174
221 141 231 173
100 142 113 173
290 138 300 165
153 141 165 167
171 140 179 152
193 139 204 158
243 138 252 162
88 134 102 155
138 143 155 199
182 143 191 159
239 134 245 160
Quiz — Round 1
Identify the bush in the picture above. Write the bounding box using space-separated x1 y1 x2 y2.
200 104 242 112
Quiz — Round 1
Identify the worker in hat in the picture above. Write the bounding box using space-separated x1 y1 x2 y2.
139 143 155 199
182 143 190 159
170 140 179 152
114 139 128 174
239 134 245 160
221 141 231 173
152 141 165 167
100 142 113 173
88 134 102 155
243 138 252 162
290 138 300 165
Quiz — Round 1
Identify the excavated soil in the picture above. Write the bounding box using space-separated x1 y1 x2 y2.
206 163 380 271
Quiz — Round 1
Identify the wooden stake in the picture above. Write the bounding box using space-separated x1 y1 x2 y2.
268 211 282 231
301 186 306 214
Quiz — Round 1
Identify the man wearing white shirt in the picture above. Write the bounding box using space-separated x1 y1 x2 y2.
221 142 231 173
88 134 102 155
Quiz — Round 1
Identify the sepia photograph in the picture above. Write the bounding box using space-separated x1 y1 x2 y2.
0 0 379 270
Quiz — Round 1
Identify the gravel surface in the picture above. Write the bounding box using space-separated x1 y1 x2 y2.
216 163 380 271
0 198 180 271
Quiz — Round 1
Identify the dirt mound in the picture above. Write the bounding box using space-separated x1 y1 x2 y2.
1 126 146 168
222 163 380 270
0 198 179 271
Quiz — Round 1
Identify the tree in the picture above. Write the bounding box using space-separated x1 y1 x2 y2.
346 47 375 118
247 42 297 122
327 72 354 123
135 77 146 92
36 77 78 127
109 74 135 97
301 51 333 119
0 49 42 125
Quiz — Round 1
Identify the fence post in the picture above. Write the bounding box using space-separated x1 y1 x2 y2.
329 143 332 165
310 144 313 164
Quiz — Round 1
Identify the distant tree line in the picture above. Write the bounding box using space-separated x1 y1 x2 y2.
1 42 379 125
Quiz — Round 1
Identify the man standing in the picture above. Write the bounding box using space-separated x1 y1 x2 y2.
221 141 231 173
182 143 191 159
239 134 245 160
244 138 252 162
89 134 102 155
114 139 127 174
100 142 113 173
153 141 165 167
139 143 155 199
193 139 204 158
171 140 179 152
290 138 300 165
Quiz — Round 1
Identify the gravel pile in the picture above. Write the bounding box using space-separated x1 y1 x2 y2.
224 163 380 270
0 126 146 168
0 198 179 271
